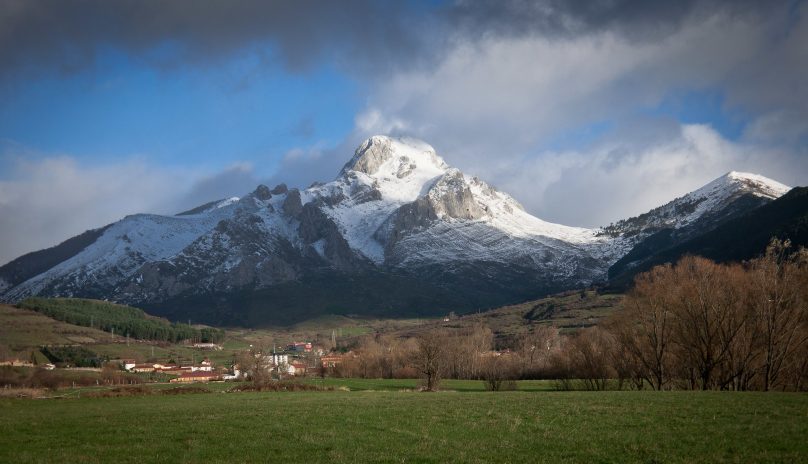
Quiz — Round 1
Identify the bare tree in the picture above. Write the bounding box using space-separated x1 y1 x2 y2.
515 325 560 379
748 240 808 391
236 346 272 387
415 330 447 391
567 327 614 391
612 264 676 390
668 257 747 390
481 354 518 391
603 242 808 391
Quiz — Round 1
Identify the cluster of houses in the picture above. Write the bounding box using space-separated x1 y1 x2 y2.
218 342 350 381
250 352 309 377
0 337 355 385
122 358 220 383
116 341 343 383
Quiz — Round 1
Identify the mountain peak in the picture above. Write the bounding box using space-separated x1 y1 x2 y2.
341 135 448 178
703 171 790 200
335 135 451 204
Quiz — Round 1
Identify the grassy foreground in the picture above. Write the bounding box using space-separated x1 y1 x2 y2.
1 388 806 463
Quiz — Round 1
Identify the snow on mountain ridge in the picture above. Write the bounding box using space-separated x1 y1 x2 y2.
598 169 791 254
0 135 793 308
2 208 239 301
713 171 790 199
311 135 605 263
669 171 791 229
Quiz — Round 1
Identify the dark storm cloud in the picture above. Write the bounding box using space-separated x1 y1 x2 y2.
0 0 441 79
0 0 782 80
447 0 773 41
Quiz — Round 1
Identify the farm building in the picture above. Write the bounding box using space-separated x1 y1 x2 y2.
170 371 220 383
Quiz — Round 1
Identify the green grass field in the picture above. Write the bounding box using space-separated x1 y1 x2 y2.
306 378 556 392
1 385 805 463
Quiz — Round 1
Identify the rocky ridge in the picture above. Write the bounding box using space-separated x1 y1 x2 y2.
0 136 792 324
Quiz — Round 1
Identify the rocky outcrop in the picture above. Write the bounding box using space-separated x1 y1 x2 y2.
252 184 272 201
341 136 394 175
282 188 303 217
271 183 288 195
427 170 486 220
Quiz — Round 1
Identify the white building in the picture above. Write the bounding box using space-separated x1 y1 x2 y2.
263 354 288 367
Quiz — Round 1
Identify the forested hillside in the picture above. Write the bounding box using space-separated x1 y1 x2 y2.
18 298 224 343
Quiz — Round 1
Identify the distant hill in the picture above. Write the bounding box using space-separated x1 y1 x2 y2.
365 290 624 347
608 186 808 289
18 298 225 343
0 304 113 354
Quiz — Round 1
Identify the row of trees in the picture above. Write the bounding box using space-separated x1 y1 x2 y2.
606 240 808 391
333 324 562 390
334 240 807 391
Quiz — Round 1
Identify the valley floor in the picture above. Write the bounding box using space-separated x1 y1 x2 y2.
1 381 806 463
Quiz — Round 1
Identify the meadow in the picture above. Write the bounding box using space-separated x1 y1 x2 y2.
1 381 806 463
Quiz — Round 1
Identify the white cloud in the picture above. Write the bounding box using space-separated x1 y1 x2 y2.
500 124 802 227
0 153 262 265
336 5 808 226
3 3 806 264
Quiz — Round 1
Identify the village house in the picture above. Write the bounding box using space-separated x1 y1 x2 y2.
161 366 193 376
121 359 136 371
169 371 220 383
194 359 213 372
320 355 344 368
291 362 307 376
264 353 288 367
286 342 312 353
125 360 214 375
222 365 242 381
130 363 156 373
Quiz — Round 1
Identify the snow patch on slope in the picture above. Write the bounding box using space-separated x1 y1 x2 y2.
3 204 239 300
464 175 600 245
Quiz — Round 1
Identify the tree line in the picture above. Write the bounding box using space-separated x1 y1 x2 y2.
19 297 225 344
332 240 808 391
605 239 807 391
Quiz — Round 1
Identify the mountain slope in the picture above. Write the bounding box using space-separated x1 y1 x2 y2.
0 136 791 325
608 186 808 288
607 171 790 279
0 226 111 293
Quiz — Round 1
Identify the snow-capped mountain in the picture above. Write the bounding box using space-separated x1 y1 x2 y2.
0 136 792 325
600 170 790 240
603 170 791 280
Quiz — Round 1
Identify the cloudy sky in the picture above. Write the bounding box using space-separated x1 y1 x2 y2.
1 0 807 264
